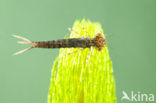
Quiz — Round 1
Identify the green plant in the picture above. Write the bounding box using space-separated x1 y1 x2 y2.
48 19 116 103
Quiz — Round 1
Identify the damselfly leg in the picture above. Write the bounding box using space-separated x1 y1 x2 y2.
60 48 84 57
68 28 84 38
81 24 90 38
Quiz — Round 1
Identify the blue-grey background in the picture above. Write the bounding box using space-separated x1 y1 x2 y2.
0 0 156 103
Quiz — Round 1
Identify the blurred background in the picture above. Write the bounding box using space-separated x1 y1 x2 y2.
0 0 156 103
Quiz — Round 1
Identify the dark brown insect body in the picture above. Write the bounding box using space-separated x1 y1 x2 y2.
34 33 106 50
13 33 106 55
34 38 93 48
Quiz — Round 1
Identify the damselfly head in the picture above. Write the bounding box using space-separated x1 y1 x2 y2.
95 33 107 51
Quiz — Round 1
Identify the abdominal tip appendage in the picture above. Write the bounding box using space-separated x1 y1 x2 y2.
13 35 31 42
13 47 33 56
13 35 34 55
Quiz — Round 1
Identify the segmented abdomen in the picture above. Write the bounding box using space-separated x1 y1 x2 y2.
34 38 94 48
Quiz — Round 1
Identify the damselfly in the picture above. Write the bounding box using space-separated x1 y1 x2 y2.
13 28 107 55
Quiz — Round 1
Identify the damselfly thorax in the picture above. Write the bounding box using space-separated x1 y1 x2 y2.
13 29 107 55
